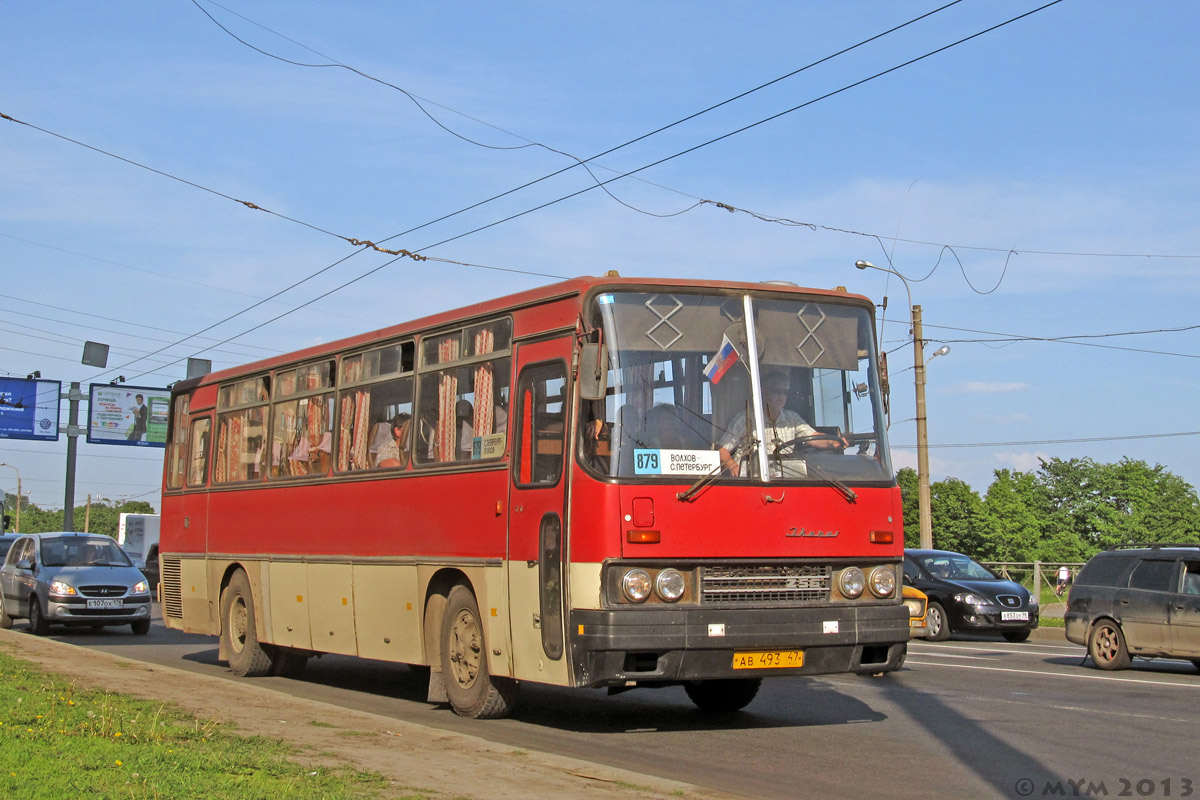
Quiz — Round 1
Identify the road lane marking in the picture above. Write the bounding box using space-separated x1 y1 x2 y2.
909 652 995 660
910 643 1082 656
905 659 1200 689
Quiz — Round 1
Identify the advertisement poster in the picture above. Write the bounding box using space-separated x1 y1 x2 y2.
0 378 61 442
87 384 170 448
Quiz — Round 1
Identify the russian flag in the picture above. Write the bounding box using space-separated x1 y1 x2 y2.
703 334 740 384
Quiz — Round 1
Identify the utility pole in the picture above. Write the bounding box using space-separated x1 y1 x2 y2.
63 381 82 531
912 305 933 550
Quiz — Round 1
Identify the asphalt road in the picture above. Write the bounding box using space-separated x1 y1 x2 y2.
33 609 1200 800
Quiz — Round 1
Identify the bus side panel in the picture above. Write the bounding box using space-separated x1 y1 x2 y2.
204 472 509 559
174 555 218 635
266 561 311 649
353 564 422 662
307 562 356 656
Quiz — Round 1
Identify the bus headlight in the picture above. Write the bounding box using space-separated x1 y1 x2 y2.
869 567 896 598
838 567 865 598
621 569 653 603
655 569 686 602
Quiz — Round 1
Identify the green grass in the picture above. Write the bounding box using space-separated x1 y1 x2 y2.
0 650 420 800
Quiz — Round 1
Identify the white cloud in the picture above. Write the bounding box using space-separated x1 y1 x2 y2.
994 451 1051 473
954 381 1031 393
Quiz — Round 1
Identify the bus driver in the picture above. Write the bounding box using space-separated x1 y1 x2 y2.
718 370 844 476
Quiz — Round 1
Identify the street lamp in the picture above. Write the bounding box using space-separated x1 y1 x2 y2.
855 260 937 549
0 462 22 533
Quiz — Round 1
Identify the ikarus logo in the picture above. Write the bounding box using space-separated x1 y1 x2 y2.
786 528 838 538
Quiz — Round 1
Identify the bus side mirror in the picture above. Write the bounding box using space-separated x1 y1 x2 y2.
578 343 608 400
1 514 10 531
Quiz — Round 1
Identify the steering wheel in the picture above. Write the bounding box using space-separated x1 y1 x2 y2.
773 432 846 455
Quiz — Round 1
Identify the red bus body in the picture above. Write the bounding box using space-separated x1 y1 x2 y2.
159 275 907 717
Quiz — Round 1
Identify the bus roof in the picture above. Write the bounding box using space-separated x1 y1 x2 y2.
182 274 871 391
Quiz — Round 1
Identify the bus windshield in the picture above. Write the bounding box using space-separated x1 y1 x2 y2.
580 289 891 483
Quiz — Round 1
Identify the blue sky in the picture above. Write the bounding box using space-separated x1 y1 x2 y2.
1 1 1197 510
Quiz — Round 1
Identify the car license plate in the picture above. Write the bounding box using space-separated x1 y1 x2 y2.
1001 611 1029 621
731 650 804 670
86 599 123 610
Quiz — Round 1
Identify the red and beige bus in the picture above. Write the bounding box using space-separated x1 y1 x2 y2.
160 273 908 718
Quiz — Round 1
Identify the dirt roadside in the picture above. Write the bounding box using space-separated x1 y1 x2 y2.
0 628 734 800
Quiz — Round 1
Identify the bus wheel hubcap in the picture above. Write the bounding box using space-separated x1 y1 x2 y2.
449 610 481 688
231 597 248 652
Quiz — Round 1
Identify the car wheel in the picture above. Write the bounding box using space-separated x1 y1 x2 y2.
28 598 50 636
924 601 951 641
1088 619 1130 670
1002 630 1031 643
441 584 518 719
0 601 13 630
130 620 151 636
685 678 763 712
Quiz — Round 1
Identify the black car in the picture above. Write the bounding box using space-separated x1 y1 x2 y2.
903 549 1040 642
1065 544 1200 671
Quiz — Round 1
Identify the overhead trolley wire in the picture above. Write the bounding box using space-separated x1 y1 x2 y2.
129 0 1074 381
6 0 1070 383
193 0 971 239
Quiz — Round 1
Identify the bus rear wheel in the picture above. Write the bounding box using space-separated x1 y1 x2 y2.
441 584 517 719
684 678 762 712
221 570 273 677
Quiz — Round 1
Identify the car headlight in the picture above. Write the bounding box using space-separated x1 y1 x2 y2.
1027 593 1039 607
131 581 150 595
838 567 865 598
49 580 77 597
868 566 896 598
954 592 989 606
654 569 686 602
621 569 653 603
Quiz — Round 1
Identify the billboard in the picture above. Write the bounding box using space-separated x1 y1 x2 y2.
87 384 170 448
0 378 62 442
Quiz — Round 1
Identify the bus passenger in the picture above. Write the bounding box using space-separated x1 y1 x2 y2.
376 413 411 468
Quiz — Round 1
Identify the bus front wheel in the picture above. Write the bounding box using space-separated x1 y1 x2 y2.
440 584 518 719
221 570 274 677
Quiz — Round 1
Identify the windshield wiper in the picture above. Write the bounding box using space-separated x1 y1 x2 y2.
804 461 858 504
676 439 757 503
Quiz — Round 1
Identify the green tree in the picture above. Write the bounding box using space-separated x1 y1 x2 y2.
1037 457 1200 552
895 467 919 547
929 477 987 554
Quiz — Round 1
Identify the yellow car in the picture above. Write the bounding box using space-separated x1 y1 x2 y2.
903 585 930 639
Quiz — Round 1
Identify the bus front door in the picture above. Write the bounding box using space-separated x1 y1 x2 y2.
508 341 570 684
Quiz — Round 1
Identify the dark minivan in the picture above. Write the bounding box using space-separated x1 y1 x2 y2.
1065 544 1200 671
904 549 1040 642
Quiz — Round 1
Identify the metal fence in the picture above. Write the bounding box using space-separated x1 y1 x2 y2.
981 561 1086 599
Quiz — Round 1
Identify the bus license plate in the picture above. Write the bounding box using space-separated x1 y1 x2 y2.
731 650 804 670
86 599 123 610
1001 611 1028 621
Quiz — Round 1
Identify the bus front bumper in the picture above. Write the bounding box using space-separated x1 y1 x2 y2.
568 603 908 688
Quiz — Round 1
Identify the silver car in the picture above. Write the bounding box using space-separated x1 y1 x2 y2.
0 532 152 635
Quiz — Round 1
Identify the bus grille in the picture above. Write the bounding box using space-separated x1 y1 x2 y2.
161 557 183 619
701 564 831 605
